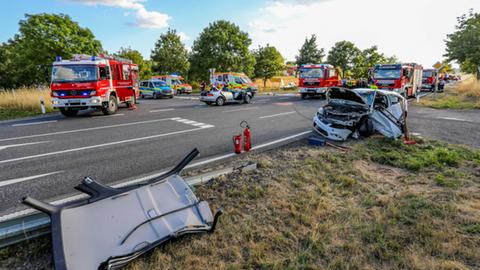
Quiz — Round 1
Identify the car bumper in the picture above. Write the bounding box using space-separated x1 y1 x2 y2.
200 96 217 102
52 97 105 108
299 87 327 95
313 115 352 141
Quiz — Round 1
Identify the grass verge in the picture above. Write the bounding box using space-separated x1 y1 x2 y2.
0 88 55 120
418 76 480 110
1 137 479 269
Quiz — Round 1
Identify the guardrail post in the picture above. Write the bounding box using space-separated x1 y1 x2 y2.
40 97 46 114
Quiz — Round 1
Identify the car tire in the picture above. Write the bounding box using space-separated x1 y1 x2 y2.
301 93 307 99
169 95 174 99
140 93 145 99
244 94 251 104
101 95 118 115
153 92 158 99
358 117 374 137
205 101 212 105
216 97 225 106
60 108 78 117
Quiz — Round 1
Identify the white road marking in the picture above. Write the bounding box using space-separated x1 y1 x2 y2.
149 109 175 113
279 97 290 100
410 132 422 136
0 118 172 142
259 111 296 119
437 117 469 122
0 130 312 222
0 171 63 188
0 126 212 165
175 96 199 100
0 141 50 151
222 107 258 113
12 120 58 127
91 113 125 119
172 118 215 129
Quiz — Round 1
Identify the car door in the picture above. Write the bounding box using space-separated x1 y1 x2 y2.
370 92 404 139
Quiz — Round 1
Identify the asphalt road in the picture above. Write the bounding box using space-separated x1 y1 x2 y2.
0 93 478 218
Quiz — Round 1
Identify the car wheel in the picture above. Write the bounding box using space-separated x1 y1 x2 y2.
169 95 174 99
244 94 251 104
301 93 307 99
358 116 374 137
153 92 158 99
101 95 118 115
60 108 79 117
216 97 225 106
140 93 145 99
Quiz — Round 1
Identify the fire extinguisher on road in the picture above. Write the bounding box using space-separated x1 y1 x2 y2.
233 134 242 154
241 120 251 152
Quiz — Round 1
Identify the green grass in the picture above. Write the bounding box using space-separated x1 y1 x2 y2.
2 138 479 270
419 93 479 110
0 107 45 121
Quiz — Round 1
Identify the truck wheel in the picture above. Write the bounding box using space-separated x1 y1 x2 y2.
60 108 78 117
101 95 118 115
216 97 225 106
301 93 307 99
244 94 251 104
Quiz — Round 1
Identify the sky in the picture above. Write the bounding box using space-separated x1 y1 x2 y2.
2 0 480 68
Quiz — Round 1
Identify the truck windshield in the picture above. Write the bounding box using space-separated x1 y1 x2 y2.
374 69 401 79
300 68 324 78
423 70 433 77
52 65 97 82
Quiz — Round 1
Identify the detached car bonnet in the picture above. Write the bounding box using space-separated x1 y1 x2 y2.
22 149 222 270
328 87 367 105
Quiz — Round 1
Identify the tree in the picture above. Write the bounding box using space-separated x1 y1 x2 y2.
116 47 152 79
352 46 388 78
0 13 102 89
254 45 285 88
189 20 255 81
327 41 361 78
150 29 190 77
445 10 480 78
295 35 325 66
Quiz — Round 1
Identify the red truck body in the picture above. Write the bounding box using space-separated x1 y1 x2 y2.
50 54 139 116
373 63 423 98
421 69 437 91
298 64 342 99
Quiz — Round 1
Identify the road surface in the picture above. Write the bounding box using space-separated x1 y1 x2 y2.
0 94 478 218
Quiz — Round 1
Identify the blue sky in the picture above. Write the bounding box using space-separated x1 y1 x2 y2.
2 0 480 66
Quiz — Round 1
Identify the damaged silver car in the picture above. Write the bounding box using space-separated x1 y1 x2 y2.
313 88 407 141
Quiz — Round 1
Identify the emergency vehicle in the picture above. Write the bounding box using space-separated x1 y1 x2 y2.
298 64 342 99
50 54 139 116
373 63 423 98
210 72 258 93
152 75 192 94
422 69 438 91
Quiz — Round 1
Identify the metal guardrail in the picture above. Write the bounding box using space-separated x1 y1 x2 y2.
0 163 256 249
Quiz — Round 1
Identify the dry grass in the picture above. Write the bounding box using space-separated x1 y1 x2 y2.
419 75 480 109
254 76 298 92
0 88 54 120
2 138 479 269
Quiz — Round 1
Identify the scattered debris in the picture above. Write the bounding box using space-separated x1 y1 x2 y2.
313 87 407 141
21 149 222 270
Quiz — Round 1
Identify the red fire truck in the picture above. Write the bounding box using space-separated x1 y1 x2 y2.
421 69 437 91
50 54 139 116
373 63 423 98
298 64 342 99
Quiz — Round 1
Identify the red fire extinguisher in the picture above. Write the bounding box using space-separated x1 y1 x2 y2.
241 121 251 152
233 134 242 154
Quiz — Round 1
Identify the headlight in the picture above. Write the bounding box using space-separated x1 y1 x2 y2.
52 91 58 97
89 90 97 95
318 107 324 115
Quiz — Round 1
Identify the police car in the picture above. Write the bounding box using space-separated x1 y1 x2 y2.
139 79 174 99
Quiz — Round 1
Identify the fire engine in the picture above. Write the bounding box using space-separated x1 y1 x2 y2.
50 54 139 117
421 69 438 91
298 64 342 99
373 63 423 98
152 75 192 94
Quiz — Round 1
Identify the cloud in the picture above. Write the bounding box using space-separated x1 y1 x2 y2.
178 32 190 42
68 0 170 29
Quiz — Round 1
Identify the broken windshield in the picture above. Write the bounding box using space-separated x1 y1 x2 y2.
374 69 401 79
300 68 324 78
52 65 97 82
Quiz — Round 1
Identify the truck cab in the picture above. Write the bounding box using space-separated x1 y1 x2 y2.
50 54 138 116
373 63 423 98
298 64 341 99
422 69 438 91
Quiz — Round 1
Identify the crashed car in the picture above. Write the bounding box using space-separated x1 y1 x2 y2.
313 88 407 141
22 149 221 270
200 85 255 106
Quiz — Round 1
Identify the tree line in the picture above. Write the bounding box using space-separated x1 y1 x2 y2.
0 10 477 89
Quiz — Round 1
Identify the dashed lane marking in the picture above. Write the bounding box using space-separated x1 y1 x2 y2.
0 141 50 151
0 171 63 188
222 107 258 113
173 118 215 129
259 111 296 119
149 109 175 113
12 120 58 127
436 117 469 122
